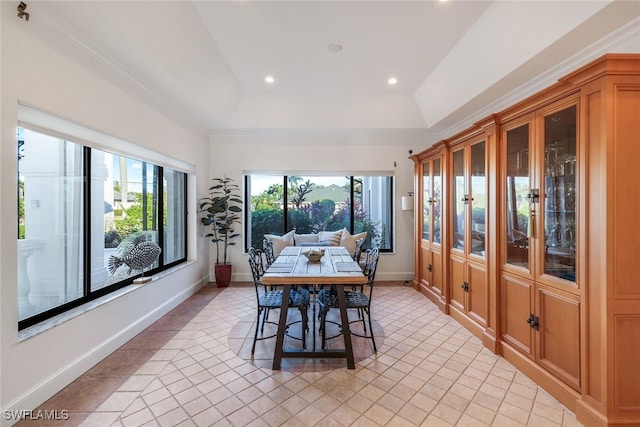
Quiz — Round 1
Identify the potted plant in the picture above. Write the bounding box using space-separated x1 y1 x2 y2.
200 176 242 287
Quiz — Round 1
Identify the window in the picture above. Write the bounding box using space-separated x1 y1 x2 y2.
17 127 188 329
245 175 393 251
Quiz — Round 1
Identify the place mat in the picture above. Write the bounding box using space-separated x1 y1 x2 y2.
279 247 301 256
335 262 363 273
266 264 295 273
328 247 348 256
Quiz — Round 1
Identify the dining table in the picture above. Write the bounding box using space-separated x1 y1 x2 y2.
261 246 366 370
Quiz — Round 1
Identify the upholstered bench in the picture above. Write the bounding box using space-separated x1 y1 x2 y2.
264 228 367 259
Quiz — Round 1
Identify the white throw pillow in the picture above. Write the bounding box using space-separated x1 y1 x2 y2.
294 233 319 245
318 229 343 246
340 228 368 257
264 230 295 257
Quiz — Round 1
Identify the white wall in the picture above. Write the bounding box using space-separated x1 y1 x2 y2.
0 3 210 424
208 130 437 284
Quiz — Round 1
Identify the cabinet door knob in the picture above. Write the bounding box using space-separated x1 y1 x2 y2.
527 314 540 330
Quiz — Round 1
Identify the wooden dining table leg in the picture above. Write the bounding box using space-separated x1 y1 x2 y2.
272 285 291 370
336 284 355 369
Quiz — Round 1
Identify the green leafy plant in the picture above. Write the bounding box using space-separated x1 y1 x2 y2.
200 176 243 265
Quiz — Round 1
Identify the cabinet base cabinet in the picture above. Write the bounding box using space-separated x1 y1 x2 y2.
467 261 488 326
500 273 535 358
449 256 489 339
500 273 581 392
418 246 446 312
536 285 581 392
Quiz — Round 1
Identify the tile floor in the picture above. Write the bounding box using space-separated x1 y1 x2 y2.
17 283 583 426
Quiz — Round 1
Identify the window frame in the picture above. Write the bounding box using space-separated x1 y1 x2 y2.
17 125 188 331
243 174 394 253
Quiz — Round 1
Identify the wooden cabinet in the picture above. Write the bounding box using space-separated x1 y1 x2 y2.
450 257 488 326
500 272 581 391
413 143 447 310
448 137 490 335
411 54 640 426
499 97 582 393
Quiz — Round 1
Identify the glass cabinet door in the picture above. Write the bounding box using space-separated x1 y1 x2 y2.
433 158 442 245
470 142 486 257
422 162 430 241
452 149 465 250
505 124 531 269
543 105 576 282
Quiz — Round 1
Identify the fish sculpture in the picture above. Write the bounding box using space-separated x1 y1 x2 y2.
108 236 161 275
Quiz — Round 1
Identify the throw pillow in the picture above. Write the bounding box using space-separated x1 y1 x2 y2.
263 230 295 257
294 233 319 245
318 229 343 246
340 228 368 257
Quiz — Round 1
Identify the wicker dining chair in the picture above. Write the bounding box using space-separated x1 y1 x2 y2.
248 247 310 354
317 247 380 353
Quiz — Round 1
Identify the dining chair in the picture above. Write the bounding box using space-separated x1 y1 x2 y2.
248 247 310 354
352 238 364 265
262 238 276 268
317 247 380 353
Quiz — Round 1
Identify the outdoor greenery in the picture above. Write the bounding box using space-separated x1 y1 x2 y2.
249 177 381 249
105 191 158 248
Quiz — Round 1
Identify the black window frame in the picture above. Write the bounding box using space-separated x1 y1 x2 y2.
243 175 394 253
17 133 188 331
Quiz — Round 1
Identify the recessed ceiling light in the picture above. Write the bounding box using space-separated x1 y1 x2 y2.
265 76 275 84
328 44 343 53
388 77 398 85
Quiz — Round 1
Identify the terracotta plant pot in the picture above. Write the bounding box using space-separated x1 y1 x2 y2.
214 264 232 287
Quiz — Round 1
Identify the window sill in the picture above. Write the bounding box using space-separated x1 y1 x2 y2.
18 261 194 342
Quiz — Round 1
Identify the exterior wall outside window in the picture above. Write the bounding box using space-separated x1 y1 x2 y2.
18 129 85 321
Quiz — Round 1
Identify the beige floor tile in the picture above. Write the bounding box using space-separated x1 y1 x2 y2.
298 404 328 425
498 401 531 424
215 395 245 417
156 406 189 427
97 392 140 412
79 412 121 427
149 396 180 418
224 406 257 427
397 402 429 425
376 393 405 413
362 403 395 425
18 285 585 427
260 405 294 426
463 402 497 424
330 405 361 426
455 414 490 426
